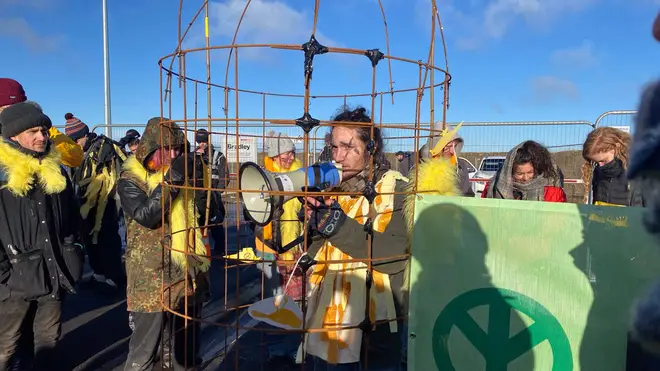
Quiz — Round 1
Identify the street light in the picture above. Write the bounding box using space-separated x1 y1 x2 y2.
102 0 112 137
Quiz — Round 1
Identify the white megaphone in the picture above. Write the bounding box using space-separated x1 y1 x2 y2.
239 161 343 226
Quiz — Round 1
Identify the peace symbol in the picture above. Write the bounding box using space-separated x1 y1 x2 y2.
432 288 572 370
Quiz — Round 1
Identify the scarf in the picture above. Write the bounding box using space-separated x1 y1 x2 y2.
0 138 66 197
122 156 211 272
485 142 560 201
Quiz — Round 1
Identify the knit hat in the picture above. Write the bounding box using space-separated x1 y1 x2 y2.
64 112 89 141
264 130 295 157
0 102 52 139
195 128 209 144
0 78 27 107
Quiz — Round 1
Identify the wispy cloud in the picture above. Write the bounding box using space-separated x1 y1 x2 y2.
428 0 597 50
207 0 340 59
551 40 597 69
0 17 63 52
530 76 579 103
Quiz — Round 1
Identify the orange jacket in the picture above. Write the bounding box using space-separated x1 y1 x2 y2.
49 127 83 168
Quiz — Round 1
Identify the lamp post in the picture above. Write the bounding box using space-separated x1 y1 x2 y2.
102 0 112 137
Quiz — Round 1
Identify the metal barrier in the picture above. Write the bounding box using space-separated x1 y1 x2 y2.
594 110 636 130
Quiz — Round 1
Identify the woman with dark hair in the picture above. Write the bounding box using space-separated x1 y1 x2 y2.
482 140 566 202
300 105 408 370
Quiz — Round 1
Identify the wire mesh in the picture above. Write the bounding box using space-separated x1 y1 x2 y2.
144 0 451 370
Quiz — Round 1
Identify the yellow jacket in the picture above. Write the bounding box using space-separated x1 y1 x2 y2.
49 127 83 168
254 157 304 260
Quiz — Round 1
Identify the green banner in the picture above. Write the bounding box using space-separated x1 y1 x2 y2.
408 196 660 370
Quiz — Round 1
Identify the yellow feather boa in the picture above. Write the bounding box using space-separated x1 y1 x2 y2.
122 156 211 272
403 157 459 237
0 138 66 196
260 157 304 260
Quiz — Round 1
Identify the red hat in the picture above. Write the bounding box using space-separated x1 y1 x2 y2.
0 78 27 107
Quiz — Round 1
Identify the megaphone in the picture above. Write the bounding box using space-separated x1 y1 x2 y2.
239 161 342 226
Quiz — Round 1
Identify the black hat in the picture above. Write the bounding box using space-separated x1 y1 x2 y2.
0 102 52 139
125 129 140 139
195 129 209 144
395 151 405 156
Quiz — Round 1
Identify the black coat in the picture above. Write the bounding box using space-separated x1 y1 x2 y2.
0 144 84 302
592 158 646 207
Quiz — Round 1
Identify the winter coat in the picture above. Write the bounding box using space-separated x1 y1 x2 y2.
457 157 475 197
74 135 127 246
592 158 646 207
49 126 83 168
396 152 415 175
117 119 211 313
0 139 84 302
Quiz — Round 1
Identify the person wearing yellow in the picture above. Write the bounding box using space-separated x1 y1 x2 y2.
253 130 305 366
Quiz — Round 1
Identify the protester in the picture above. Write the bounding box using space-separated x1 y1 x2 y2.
582 127 646 206
482 140 566 202
118 117 210 371
420 124 475 197
66 113 126 290
193 129 228 254
252 130 305 366
317 132 333 162
119 129 141 154
0 102 84 370
0 79 83 169
301 106 407 370
395 151 415 175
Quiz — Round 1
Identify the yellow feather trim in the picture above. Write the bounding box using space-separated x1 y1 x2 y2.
0 138 66 197
403 157 459 237
256 158 304 257
122 156 210 272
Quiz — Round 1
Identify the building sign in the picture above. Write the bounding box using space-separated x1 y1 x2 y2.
220 136 257 163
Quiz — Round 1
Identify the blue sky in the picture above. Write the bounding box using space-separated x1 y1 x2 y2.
1 0 659 152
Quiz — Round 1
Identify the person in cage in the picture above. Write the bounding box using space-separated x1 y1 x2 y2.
118 117 210 371
300 105 420 370
418 124 475 197
252 130 306 366
482 140 566 202
394 151 415 175
0 102 85 370
66 112 127 290
582 127 647 207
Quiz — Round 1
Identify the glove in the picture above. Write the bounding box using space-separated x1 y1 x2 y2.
166 154 195 186
307 199 346 238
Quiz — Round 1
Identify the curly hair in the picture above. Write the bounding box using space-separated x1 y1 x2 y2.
512 141 558 180
328 105 387 166
581 127 631 203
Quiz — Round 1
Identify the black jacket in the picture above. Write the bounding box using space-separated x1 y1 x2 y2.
592 158 645 207
457 158 476 197
0 143 84 302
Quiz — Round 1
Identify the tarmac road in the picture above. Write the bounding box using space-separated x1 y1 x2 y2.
50 224 261 371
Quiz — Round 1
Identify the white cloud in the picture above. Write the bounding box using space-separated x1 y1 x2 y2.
208 0 338 52
430 0 597 50
530 76 579 102
551 40 597 69
0 17 63 52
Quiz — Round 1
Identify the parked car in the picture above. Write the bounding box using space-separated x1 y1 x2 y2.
472 155 506 196
459 157 477 178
